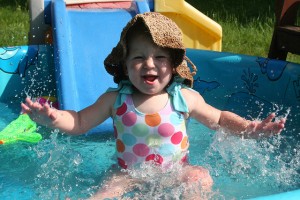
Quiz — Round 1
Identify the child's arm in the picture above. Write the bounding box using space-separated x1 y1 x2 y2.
218 111 285 138
21 92 117 135
182 89 286 138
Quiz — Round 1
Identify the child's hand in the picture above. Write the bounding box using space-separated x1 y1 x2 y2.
21 97 58 127
245 113 286 138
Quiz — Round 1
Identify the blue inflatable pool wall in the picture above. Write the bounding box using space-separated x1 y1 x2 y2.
0 0 299 199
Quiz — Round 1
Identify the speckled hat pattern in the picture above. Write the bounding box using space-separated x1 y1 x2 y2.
104 12 197 87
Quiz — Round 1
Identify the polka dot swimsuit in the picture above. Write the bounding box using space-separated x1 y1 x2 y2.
113 94 189 169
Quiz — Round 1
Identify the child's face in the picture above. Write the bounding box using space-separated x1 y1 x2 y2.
125 34 173 95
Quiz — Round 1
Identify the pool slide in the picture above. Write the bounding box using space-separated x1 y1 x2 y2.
155 0 222 50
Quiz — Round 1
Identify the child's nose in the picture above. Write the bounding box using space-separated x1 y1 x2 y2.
144 57 155 69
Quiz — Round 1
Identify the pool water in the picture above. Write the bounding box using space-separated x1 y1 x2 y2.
0 102 299 199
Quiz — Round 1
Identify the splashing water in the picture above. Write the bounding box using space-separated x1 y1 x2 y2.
201 128 300 199
30 132 116 199
0 103 299 199
117 162 212 199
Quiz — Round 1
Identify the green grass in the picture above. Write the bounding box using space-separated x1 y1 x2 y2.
0 0 299 63
187 0 300 63
0 0 29 46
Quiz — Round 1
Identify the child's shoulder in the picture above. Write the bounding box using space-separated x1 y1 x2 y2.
180 87 204 105
180 87 200 96
103 90 119 99
95 91 119 105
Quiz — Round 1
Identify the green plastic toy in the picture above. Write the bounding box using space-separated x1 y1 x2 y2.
0 114 42 145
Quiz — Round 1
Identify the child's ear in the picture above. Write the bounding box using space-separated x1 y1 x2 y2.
172 67 176 74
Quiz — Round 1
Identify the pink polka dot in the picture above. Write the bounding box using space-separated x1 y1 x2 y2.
133 143 150 157
116 103 127 116
117 157 127 169
158 123 175 137
113 125 118 139
171 131 183 144
123 152 138 165
145 154 163 165
181 154 188 163
122 112 137 126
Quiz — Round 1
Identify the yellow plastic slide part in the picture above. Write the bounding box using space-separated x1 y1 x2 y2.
155 0 222 51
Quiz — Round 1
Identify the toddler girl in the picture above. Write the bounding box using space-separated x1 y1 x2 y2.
22 12 286 199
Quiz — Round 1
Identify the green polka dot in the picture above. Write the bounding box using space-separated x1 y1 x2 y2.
132 123 149 137
172 151 184 161
146 134 163 147
115 120 124 134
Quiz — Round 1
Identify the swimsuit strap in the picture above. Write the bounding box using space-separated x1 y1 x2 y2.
166 77 189 113
106 80 133 109
107 77 190 113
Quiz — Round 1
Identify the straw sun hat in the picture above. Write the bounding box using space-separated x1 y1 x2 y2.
104 12 197 87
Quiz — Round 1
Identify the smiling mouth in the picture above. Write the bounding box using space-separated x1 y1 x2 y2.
143 75 157 84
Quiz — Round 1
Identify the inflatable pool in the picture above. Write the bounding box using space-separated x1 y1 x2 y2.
0 0 299 199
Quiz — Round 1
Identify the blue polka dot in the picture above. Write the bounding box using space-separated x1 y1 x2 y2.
122 133 137 146
169 112 184 125
158 144 175 156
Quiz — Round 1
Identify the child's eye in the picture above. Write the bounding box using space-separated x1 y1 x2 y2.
156 55 170 61
133 56 143 60
156 55 166 59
